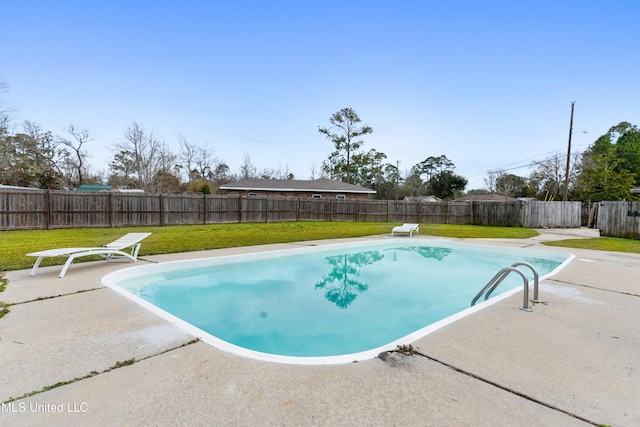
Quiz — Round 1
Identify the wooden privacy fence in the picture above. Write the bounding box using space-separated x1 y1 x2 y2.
0 189 582 231
596 201 640 239
472 201 582 228
522 201 582 228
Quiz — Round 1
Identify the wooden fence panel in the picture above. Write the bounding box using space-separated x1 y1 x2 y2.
161 194 204 225
521 201 581 228
472 201 522 227
267 198 299 222
446 202 473 224
111 194 161 227
357 200 389 222
207 196 240 223
597 201 640 239
0 189 47 229
421 203 436 224
240 197 267 223
422 202 447 224
332 200 359 221
418 202 452 224
48 191 111 228
298 199 332 221
388 202 420 223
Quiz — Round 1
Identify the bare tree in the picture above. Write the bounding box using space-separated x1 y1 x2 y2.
239 154 257 179
277 164 294 180
177 134 219 183
58 125 92 187
177 134 197 183
529 155 565 200
309 163 318 180
152 142 179 193
193 144 218 180
110 122 172 191
0 80 11 130
260 163 294 180
484 169 503 193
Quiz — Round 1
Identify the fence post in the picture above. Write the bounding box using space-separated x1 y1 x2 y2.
203 194 207 225
108 192 113 227
159 194 164 227
445 202 449 224
471 201 476 225
45 189 51 230
387 200 391 223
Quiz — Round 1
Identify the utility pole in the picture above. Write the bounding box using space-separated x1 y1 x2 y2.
563 101 575 201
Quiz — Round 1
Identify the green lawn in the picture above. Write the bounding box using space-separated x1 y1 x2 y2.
3 222 639 273
543 237 640 254
1 222 538 272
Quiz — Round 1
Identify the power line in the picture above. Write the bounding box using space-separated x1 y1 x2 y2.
487 148 564 170
465 149 640 182
464 148 574 179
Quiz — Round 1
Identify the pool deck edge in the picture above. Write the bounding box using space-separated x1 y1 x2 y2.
1 228 638 426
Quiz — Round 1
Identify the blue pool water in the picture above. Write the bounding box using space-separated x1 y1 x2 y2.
103 239 572 364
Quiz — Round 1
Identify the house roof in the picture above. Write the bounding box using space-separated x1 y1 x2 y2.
220 178 376 194
454 194 518 201
78 184 114 192
403 195 442 202
0 184 43 191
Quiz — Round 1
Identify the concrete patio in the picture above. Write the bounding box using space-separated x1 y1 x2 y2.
1 228 638 426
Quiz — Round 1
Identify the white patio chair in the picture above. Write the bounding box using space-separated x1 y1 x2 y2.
391 223 420 237
27 232 152 278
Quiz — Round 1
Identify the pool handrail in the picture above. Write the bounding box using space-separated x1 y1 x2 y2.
471 262 540 312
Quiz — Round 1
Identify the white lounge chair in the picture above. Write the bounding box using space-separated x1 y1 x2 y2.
27 232 152 278
391 223 420 237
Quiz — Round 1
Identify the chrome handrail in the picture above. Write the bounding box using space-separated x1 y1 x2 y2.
470 262 540 312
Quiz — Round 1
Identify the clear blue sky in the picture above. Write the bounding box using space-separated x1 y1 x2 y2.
3 0 639 189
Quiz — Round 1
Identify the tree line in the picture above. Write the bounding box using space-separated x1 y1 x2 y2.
317 108 467 200
481 122 640 202
1 80 638 201
0 97 468 199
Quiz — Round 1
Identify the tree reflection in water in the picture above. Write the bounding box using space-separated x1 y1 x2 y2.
314 245 453 309
397 246 452 261
314 251 384 309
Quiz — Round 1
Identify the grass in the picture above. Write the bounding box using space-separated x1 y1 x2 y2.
3 222 639 273
419 224 538 239
543 237 640 254
0 222 538 272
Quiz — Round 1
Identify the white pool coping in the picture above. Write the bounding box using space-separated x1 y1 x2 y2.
101 238 574 365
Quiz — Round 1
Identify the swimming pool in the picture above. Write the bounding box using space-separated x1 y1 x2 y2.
102 239 573 364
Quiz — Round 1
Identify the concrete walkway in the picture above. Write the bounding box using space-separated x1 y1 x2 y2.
1 228 638 426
